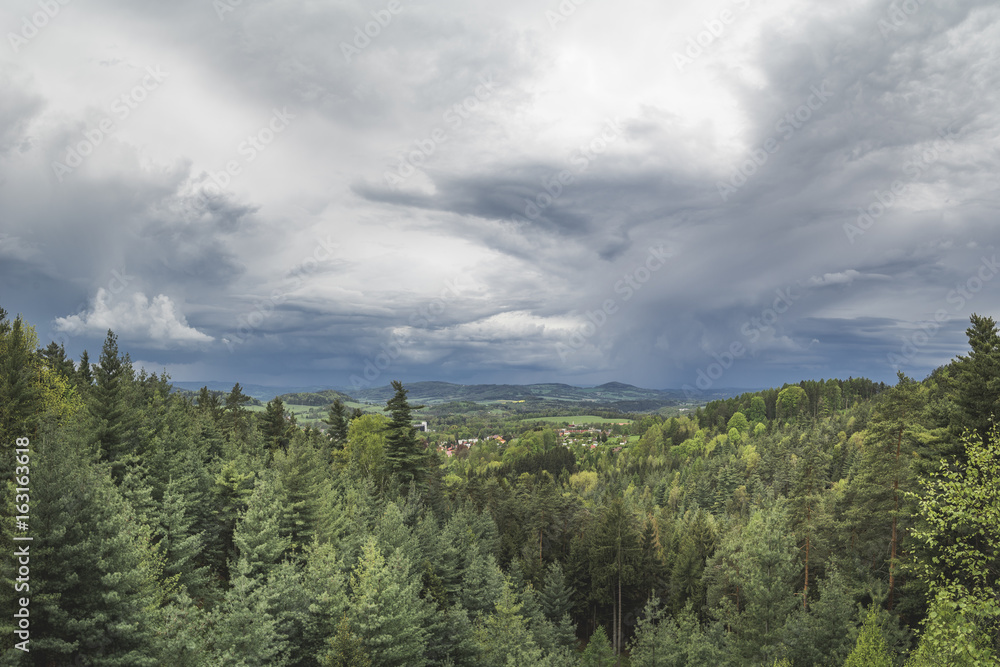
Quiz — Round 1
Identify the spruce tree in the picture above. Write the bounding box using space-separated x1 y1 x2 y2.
29 434 166 666
89 329 136 471
262 397 293 452
323 397 350 449
38 340 75 378
76 348 94 389
953 313 1000 444
349 537 430 666
383 381 426 487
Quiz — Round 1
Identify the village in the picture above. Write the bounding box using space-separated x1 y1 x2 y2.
434 423 632 457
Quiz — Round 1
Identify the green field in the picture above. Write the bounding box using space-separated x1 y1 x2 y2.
519 415 633 425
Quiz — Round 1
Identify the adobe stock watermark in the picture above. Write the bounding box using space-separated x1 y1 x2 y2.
545 0 589 30
222 235 335 352
383 73 497 187
556 245 672 362
877 0 928 39
673 0 753 72
717 80 834 202
349 276 469 389
213 0 247 21
340 0 406 62
683 285 801 399
887 255 998 367
843 122 958 244
51 66 168 183
193 107 295 210
7 0 73 53
511 117 624 225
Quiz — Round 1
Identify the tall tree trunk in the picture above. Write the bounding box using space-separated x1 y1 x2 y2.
888 420 903 610
615 567 622 667
803 500 810 611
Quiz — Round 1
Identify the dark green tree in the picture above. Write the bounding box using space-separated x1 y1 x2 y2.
953 313 1000 444
383 381 426 487
38 340 75 378
262 396 294 452
323 398 350 449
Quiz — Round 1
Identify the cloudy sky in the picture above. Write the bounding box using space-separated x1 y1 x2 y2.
1 0 998 392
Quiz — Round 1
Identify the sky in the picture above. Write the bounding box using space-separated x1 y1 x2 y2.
1 0 998 394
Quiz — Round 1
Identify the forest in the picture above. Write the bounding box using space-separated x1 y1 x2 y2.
1 305 999 666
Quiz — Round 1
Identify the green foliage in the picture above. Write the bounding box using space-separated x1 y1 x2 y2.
952 314 1000 443
844 605 895 667
728 411 749 434
904 590 998 666
320 615 373 667
776 385 808 422
349 537 430 666
580 625 615 667
5 311 1000 666
628 598 726 667
384 380 426 488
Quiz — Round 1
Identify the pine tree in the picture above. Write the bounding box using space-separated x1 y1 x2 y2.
197 386 223 422
89 329 137 472
383 381 426 487
590 498 641 657
541 562 575 623
461 542 504 621
580 625 615 667
472 579 545 667
76 348 94 389
953 314 1000 444
224 382 252 439
38 340 75 378
262 396 293 452
842 372 924 609
349 537 430 666
28 434 166 665
320 615 373 667
157 478 211 602
843 605 894 667
323 398 350 449
232 472 291 582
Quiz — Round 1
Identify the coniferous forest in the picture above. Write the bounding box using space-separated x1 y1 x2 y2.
2 306 1000 666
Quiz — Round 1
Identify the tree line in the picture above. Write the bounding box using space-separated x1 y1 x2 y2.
1 306 999 665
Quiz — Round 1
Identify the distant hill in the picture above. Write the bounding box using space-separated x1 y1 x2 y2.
273 389 354 407
345 381 741 412
171 381 332 403
171 380 744 412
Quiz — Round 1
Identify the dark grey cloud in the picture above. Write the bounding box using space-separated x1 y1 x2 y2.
1 0 998 389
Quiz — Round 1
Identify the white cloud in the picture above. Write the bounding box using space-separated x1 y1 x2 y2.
54 288 213 348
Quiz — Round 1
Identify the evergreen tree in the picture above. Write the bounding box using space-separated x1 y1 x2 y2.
383 381 426 487
232 473 290 582
38 340 75 378
320 615 373 667
349 537 430 667
89 329 136 472
76 348 94 388
628 598 727 667
472 579 545 667
262 396 293 452
580 625 615 667
953 313 1000 444
196 386 223 422
843 605 894 667
590 497 642 658
461 542 504 621
28 435 166 666
541 561 575 623
324 397 350 449
224 382 252 439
